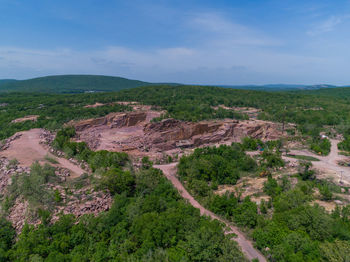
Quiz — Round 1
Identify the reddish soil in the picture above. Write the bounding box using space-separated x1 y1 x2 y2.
0 128 85 177
154 162 266 262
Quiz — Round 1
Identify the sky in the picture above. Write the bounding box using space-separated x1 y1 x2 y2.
1 0 350 85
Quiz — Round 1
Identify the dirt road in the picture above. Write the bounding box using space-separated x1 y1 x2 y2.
287 139 350 184
154 163 266 262
0 129 85 177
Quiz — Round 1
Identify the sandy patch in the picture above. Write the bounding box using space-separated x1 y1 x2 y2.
11 115 39 123
84 102 105 108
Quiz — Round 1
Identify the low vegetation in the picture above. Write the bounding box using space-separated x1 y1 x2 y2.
286 154 320 161
310 137 331 155
4 163 59 214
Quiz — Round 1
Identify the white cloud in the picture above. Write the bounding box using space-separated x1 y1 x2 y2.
0 12 348 85
189 12 282 47
307 15 350 36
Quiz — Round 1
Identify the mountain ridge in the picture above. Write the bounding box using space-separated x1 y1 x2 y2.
0 75 159 93
0 74 345 93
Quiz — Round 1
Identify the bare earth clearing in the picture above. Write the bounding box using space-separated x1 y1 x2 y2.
154 163 266 262
286 139 350 185
0 128 84 177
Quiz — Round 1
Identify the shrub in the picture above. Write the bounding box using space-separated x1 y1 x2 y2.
310 138 331 156
319 185 332 201
299 162 315 181
99 168 135 196
263 175 282 198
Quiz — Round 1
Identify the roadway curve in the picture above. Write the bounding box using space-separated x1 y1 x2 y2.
154 162 266 262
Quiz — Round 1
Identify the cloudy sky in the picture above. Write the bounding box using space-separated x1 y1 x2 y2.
1 0 350 85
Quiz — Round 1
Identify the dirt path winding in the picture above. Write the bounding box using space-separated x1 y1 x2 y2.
154 163 266 262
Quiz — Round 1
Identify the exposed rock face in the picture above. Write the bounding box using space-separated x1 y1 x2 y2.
142 119 282 152
143 119 237 151
74 111 284 159
74 111 148 131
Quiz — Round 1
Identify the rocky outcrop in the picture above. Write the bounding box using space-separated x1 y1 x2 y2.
74 111 148 131
142 118 282 152
52 188 112 220
0 157 30 194
74 111 284 159
143 119 236 151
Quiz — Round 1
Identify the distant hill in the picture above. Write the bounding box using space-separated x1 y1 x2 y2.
0 75 159 93
299 86 350 97
0 74 343 93
219 84 338 91
0 79 17 85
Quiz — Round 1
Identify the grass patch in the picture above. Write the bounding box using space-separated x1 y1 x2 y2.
44 154 59 164
339 151 350 156
286 154 320 161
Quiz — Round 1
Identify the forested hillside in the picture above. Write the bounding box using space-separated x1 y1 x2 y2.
0 75 154 93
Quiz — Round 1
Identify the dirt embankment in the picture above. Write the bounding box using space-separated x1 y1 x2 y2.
73 111 284 161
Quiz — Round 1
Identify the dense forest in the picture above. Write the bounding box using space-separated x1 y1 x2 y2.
0 142 246 261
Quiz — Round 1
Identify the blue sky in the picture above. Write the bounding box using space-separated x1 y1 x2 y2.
1 0 350 85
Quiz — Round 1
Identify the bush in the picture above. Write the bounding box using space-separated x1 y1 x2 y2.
319 184 332 201
141 157 153 169
88 150 129 172
241 137 263 151
311 138 331 156
189 179 210 197
299 162 315 181
7 162 58 210
99 168 135 196
263 175 282 198
260 150 284 169
338 136 350 152
0 218 15 257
